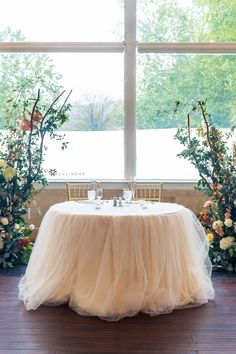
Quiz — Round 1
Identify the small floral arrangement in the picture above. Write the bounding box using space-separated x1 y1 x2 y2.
175 100 236 271
0 88 71 267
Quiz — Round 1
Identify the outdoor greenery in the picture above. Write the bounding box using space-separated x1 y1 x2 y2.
1 1 236 131
136 0 236 129
0 28 64 129
62 94 123 131
0 89 71 267
175 100 236 271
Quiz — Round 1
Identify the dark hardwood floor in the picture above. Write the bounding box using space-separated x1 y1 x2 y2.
0 275 235 354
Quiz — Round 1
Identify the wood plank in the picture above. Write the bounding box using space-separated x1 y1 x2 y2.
0 351 53 354
0 276 235 353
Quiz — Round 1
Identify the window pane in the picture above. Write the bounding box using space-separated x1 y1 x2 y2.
137 0 236 42
0 53 124 180
136 53 236 179
0 0 123 42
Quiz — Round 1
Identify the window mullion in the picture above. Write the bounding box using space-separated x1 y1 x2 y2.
124 0 136 180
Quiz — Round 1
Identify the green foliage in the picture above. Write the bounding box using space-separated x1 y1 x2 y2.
0 88 71 267
0 28 63 129
175 100 236 271
197 0 236 41
137 0 236 129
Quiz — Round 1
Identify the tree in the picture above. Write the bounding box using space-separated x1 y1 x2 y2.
0 28 63 128
66 94 123 131
137 0 236 129
197 0 236 42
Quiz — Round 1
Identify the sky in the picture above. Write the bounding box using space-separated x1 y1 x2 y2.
0 0 123 42
0 0 196 101
0 0 124 100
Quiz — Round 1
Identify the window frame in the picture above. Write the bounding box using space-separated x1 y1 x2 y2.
0 0 236 182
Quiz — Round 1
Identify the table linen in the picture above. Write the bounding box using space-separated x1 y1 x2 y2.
19 201 215 321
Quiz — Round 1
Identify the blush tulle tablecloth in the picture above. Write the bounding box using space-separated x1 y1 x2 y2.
19 201 215 321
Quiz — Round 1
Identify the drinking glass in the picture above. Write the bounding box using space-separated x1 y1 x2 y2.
130 176 136 199
123 189 132 203
87 189 96 202
96 188 103 201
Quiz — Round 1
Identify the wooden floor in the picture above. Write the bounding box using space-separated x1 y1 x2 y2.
0 277 236 354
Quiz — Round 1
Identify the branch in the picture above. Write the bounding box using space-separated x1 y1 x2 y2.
187 113 191 144
186 112 212 191
33 90 72 182
56 89 72 118
27 89 40 181
42 90 65 122
198 100 218 183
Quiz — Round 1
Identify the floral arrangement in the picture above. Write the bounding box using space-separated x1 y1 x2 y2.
0 89 71 267
175 100 236 271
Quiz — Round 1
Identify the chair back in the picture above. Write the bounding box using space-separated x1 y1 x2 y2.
66 183 92 201
134 183 163 202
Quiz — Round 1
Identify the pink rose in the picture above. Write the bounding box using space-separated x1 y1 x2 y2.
203 200 213 209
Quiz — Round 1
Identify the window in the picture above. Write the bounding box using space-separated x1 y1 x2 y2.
42 53 124 180
137 0 236 42
0 0 123 42
0 0 236 181
136 53 236 179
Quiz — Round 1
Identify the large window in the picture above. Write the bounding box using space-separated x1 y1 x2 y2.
0 0 236 181
136 53 236 179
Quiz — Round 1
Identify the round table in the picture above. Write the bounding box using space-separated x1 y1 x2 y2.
19 201 215 321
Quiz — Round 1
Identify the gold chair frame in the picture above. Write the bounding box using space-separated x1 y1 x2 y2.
66 183 92 201
133 183 163 202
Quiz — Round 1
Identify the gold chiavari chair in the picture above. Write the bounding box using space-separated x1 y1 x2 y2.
66 183 93 201
134 183 163 202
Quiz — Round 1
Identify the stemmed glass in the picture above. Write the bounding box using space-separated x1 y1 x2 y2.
130 176 136 199
96 188 103 202
123 189 132 204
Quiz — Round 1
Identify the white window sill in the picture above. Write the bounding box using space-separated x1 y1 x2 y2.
36 179 199 190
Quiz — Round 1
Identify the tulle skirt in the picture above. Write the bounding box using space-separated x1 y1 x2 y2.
19 201 215 321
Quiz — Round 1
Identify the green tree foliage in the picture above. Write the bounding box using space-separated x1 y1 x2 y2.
197 0 236 41
137 0 236 129
0 28 63 128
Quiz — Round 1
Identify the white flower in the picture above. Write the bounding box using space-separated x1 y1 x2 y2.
0 218 9 226
14 223 20 230
29 224 35 230
0 160 7 169
212 220 223 230
0 236 4 250
224 218 233 228
220 237 235 250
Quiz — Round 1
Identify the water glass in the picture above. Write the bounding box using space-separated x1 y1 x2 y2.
87 190 96 202
123 189 132 203
96 188 103 201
